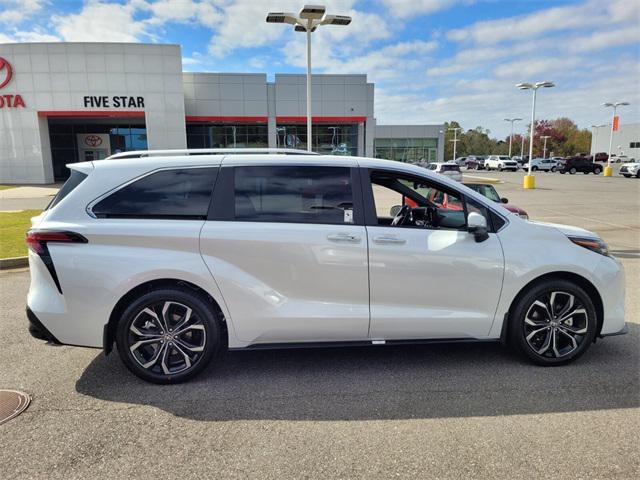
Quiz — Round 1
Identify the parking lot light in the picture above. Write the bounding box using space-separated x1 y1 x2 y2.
590 124 607 162
504 118 522 158
541 135 551 158
516 81 555 189
266 5 352 152
449 127 462 162
602 102 630 176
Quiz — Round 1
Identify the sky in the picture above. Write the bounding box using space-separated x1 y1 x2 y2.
1 0 639 138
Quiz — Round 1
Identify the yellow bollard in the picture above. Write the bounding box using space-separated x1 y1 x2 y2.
523 175 536 189
603 166 613 177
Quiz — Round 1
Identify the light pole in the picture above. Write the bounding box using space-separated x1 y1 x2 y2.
590 124 606 162
602 102 629 176
516 81 555 189
504 118 522 158
267 6 351 152
541 135 551 158
520 133 525 158
449 127 462 162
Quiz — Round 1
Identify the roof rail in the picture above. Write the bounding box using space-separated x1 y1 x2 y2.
106 148 319 160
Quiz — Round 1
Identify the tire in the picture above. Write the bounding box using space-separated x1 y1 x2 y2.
637 171 640 179
532 166 538 171
623 174 630 178
116 287 221 384
508 279 597 366
570 168 577 174
594 168 601 174
498 166 503 172
560 171 566 174
551 166 557 172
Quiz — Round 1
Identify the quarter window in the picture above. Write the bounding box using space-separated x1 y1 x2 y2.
233 166 354 224
92 168 216 219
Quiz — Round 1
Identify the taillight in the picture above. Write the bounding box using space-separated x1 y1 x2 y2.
25 230 87 294
26 230 87 254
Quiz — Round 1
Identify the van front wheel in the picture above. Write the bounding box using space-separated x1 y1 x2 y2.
508 280 597 366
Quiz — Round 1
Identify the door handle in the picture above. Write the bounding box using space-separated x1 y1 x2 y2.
373 235 407 245
327 233 361 243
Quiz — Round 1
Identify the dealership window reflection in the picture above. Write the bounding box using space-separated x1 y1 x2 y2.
186 124 269 149
48 120 148 180
276 124 358 156
374 138 438 163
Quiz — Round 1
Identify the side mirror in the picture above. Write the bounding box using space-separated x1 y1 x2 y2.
500 197 509 204
467 211 489 243
390 205 402 216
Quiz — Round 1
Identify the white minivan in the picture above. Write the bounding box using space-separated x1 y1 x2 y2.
26 149 627 383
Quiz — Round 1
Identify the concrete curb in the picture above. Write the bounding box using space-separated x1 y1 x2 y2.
0 256 29 270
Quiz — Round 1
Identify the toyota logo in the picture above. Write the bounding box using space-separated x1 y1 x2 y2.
0 57 13 89
84 135 103 147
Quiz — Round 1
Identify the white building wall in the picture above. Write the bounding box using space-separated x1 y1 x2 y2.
591 123 640 159
0 43 186 184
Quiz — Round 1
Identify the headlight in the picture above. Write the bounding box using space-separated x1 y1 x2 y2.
519 213 529 220
568 236 609 256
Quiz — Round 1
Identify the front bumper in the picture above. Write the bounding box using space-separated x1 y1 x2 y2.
600 324 629 338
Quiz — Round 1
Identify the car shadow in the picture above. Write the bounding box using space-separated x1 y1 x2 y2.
76 324 639 422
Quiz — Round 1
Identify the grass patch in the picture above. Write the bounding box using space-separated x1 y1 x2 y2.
0 185 17 191
0 210 41 258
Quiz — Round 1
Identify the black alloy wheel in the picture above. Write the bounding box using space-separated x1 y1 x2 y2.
116 288 220 383
509 280 597 366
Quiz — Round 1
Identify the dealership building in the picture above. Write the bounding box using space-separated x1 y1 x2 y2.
0 42 444 184
590 122 640 160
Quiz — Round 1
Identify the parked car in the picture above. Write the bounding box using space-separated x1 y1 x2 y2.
591 152 609 162
26 148 626 383
523 158 559 172
610 155 631 164
463 183 529 219
558 157 603 175
619 161 640 178
465 156 486 170
426 183 529 220
454 157 467 166
424 162 463 181
485 155 519 171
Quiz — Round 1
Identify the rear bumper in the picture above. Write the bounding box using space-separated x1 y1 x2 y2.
26 307 62 344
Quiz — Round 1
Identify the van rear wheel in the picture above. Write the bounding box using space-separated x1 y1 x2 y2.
508 280 597 366
115 287 220 383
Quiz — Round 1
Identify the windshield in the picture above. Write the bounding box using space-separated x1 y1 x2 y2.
465 183 501 202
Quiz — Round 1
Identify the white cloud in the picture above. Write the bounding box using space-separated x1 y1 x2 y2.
0 0 45 24
0 29 60 43
380 0 471 18
448 1 602 45
52 1 148 42
140 0 222 27
206 0 390 58
494 57 582 79
567 25 640 53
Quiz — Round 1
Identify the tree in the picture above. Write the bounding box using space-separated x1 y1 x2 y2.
437 117 590 161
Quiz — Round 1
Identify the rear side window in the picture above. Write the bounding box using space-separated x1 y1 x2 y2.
47 170 87 210
233 166 354 224
92 168 216 219
441 165 460 172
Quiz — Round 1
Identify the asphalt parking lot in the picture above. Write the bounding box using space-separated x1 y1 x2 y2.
1 172 638 479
